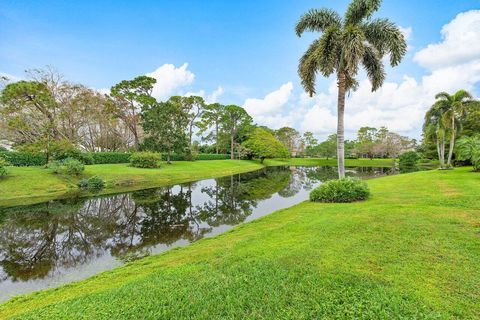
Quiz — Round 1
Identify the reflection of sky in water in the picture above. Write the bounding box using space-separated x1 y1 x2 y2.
0 166 393 301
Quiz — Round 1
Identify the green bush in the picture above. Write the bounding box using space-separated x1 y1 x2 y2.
310 178 370 203
49 158 85 176
0 151 46 166
63 158 85 176
54 150 94 165
130 152 161 168
90 152 132 164
0 156 10 177
78 176 105 191
399 151 420 167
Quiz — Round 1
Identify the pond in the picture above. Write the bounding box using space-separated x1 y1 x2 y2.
0 165 394 301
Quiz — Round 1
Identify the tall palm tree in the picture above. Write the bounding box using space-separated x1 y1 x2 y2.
433 90 473 167
295 0 406 178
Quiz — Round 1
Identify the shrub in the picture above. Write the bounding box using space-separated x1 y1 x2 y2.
78 176 105 191
310 178 370 203
49 158 84 176
63 158 85 176
0 151 46 166
90 152 132 164
0 156 10 178
399 151 420 167
456 135 480 171
130 152 161 168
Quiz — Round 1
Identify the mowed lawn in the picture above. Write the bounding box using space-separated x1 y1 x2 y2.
0 158 391 206
0 168 478 319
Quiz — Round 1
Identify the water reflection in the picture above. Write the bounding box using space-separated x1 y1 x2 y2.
0 166 391 301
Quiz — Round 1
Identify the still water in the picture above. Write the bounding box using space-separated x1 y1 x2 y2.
0 166 393 301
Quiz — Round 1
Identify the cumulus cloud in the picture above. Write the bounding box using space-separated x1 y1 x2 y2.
146 63 195 100
414 10 480 70
243 82 293 116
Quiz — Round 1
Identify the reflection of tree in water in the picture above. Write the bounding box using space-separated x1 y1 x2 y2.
0 165 388 283
197 167 292 226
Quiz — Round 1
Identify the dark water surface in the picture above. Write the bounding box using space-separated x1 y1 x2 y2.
0 166 394 301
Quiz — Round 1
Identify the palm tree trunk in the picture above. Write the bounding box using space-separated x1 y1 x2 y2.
436 139 442 168
440 138 446 168
447 116 455 167
215 122 219 154
336 73 346 179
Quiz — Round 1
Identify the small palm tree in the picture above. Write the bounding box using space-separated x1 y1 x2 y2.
433 90 473 167
456 135 480 171
424 103 448 168
296 0 406 178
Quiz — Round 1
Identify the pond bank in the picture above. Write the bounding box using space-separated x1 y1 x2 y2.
0 158 393 207
0 167 478 318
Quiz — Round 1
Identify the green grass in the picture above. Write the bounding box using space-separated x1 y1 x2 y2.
0 158 392 206
0 167 478 319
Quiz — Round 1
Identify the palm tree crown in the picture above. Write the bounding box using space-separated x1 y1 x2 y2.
296 0 406 96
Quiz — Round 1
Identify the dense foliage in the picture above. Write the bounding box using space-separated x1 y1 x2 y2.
0 151 46 166
398 151 420 168
310 178 370 203
243 128 290 163
130 152 161 168
456 135 480 171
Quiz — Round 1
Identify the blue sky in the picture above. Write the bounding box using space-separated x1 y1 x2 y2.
1 1 479 139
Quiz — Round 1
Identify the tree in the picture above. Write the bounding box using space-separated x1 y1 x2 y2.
303 131 318 157
318 134 337 159
199 103 225 154
355 127 377 158
296 0 407 178
243 128 290 163
221 105 252 160
424 104 447 168
275 127 302 156
110 76 157 149
141 101 188 163
169 95 205 157
433 90 473 167
456 135 480 171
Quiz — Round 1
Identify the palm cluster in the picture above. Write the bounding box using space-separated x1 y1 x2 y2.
424 90 473 168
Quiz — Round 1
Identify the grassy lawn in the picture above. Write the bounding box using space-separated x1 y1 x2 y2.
0 158 393 207
0 168 478 319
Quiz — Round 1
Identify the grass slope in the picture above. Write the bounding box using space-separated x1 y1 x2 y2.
0 168 478 319
0 158 392 206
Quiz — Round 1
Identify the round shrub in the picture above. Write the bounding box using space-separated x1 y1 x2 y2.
130 152 161 168
63 158 85 176
78 176 105 191
309 178 370 203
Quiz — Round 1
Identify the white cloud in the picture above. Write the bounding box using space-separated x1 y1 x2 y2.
185 86 224 104
399 26 412 41
243 82 293 116
414 10 480 70
146 63 195 100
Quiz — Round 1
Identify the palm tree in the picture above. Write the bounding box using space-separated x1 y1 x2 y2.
424 103 448 168
295 0 406 178
433 90 473 167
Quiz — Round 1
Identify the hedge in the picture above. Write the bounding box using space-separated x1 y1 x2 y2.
0 152 46 166
89 152 132 164
0 151 230 166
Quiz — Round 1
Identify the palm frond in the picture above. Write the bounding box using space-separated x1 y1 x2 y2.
453 89 473 101
362 45 385 91
361 18 406 66
342 25 365 76
435 91 451 101
298 40 322 96
345 0 382 25
295 9 341 37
